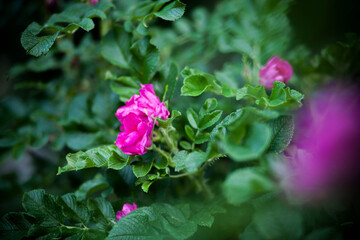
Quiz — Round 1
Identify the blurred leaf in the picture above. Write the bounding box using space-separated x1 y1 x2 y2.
223 168 275 205
162 61 179 102
21 2 114 57
130 37 160 83
180 141 192 150
303 227 342 240
190 200 226 228
222 122 272 162
194 132 210 144
0 213 33 240
75 174 110 201
154 0 186 21
101 26 131 69
184 125 195 141
253 201 304 240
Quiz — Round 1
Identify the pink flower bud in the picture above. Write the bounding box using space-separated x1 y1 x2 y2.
115 84 170 155
259 56 293 89
116 203 138 221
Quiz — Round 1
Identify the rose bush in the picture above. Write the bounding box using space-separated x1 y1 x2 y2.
0 0 359 239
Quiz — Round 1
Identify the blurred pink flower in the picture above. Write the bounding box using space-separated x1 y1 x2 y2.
90 0 99 5
116 203 138 221
259 56 293 89
276 87 360 202
115 84 169 155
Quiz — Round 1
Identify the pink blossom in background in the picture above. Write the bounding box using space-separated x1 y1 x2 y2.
275 87 360 202
115 84 170 155
90 0 99 5
116 203 138 221
259 56 293 89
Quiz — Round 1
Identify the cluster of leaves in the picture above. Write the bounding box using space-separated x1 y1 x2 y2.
1 0 359 239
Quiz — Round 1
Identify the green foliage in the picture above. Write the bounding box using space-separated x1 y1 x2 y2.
154 0 186 21
4 0 358 239
108 202 224 240
0 189 114 239
21 2 114 57
253 201 304 240
257 82 304 110
181 67 222 96
58 145 128 175
223 168 275 205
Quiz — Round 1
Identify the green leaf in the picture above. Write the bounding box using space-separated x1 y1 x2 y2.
185 151 208 173
253 201 303 240
154 0 186 21
21 2 114 57
200 98 218 114
190 200 226 228
22 189 63 228
180 141 192 150
236 84 267 101
157 110 181 129
110 83 139 102
303 227 342 240
222 122 272 162
130 37 160 83
106 212 160 240
185 125 195 141
141 181 154 193
257 82 304 110
267 115 294 153
87 198 115 231
132 154 154 178
194 132 210 144
172 150 188 172
101 26 131 69
57 145 128 175
186 108 198 129
75 174 110 201
222 168 275 205
198 110 222 130
57 193 90 226
21 23 59 57
181 67 222 96
162 61 179 102
0 213 33 240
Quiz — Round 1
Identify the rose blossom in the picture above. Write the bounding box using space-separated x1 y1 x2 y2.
116 203 138 221
115 84 170 155
259 56 293 89
90 0 99 5
274 87 360 202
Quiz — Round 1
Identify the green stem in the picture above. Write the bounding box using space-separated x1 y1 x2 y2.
160 128 178 154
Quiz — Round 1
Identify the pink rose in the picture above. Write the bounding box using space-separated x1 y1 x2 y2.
275 87 360 202
116 203 138 221
90 0 99 5
115 84 170 155
259 56 293 89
